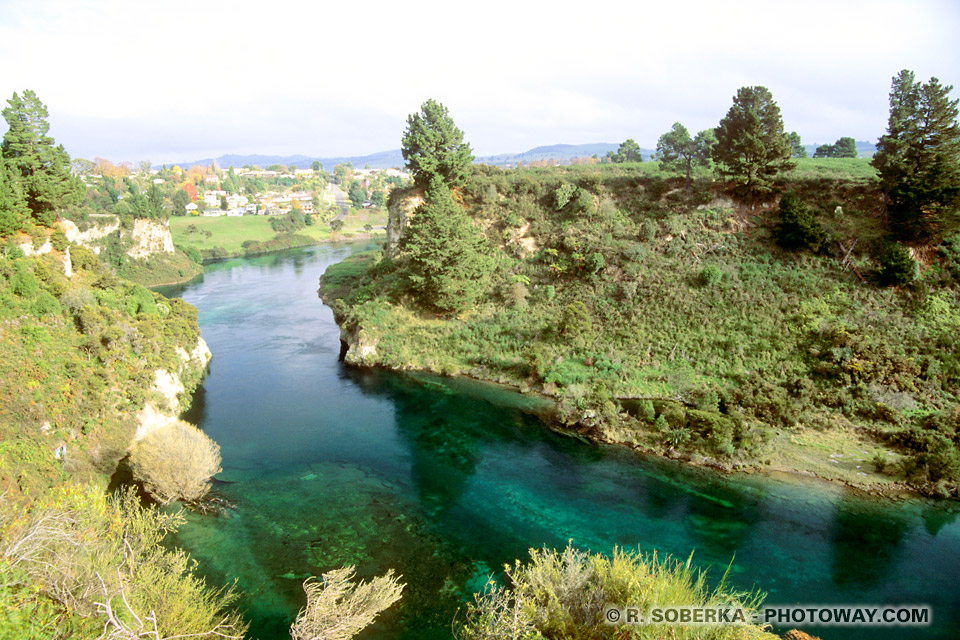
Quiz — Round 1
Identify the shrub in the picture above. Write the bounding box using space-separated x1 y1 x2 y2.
637 399 656 422
560 301 592 339
32 291 61 316
878 243 918 286
126 284 158 315
458 544 771 640
0 486 247 637
128 421 222 504
699 264 723 287
289 566 404 640
554 183 579 211
49 229 69 251
68 244 101 273
775 192 828 252
10 262 38 297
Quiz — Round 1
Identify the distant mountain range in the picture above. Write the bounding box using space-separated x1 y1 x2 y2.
174 140 876 170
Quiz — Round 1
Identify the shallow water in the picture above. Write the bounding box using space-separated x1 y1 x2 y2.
157 244 960 640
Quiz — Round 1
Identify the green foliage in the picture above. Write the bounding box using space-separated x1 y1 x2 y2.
560 301 592 340
553 183 579 210
10 261 38 297
348 181 367 208
872 70 960 242
401 99 473 189
813 136 858 158
787 131 807 158
0 486 247 638
612 138 643 163
31 290 60 315
399 177 494 313
878 242 918 285
698 264 723 287
1 90 83 227
458 545 772 640
656 123 715 189
712 86 795 198
126 283 158 315
0 160 29 237
775 192 828 252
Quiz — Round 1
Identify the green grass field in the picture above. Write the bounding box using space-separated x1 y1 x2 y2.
169 209 388 254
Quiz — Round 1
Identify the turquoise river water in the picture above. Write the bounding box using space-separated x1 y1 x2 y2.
156 243 960 640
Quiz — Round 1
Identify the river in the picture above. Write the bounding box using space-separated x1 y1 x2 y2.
156 243 960 640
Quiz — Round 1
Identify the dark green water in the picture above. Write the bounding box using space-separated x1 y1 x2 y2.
157 244 960 640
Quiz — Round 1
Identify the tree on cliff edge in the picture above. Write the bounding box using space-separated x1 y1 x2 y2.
872 70 960 242
401 99 473 190
399 175 493 313
1 90 82 227
712 86 794 198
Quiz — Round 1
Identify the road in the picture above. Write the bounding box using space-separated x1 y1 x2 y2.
326 183 349 221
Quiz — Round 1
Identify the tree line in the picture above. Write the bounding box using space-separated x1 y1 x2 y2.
392 70 958 312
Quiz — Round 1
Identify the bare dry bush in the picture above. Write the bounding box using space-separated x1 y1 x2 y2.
290 565 404 640
128 421 221 504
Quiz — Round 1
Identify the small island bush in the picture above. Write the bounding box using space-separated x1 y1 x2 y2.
129 421 222 504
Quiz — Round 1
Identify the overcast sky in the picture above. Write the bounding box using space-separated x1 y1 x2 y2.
2 0 958 165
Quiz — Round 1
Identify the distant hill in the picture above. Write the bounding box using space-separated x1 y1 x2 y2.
176 138 877 171
476 142 655 166
172 143 661 172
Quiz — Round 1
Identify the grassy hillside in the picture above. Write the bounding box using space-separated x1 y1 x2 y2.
170 209 387 260
321 160 960 496
0 242 246 637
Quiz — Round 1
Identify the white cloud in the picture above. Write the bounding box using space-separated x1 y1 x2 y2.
1 0 957 163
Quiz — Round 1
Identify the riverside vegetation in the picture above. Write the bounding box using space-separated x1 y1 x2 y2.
0 90 791 639
321 74 960 500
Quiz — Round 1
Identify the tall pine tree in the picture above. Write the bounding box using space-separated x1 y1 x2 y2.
399 175 493 313
872 70 960 242
712 86 794 198
401 99 473 190
1 90 82 227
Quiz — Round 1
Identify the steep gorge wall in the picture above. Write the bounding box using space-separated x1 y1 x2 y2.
134 337 212 442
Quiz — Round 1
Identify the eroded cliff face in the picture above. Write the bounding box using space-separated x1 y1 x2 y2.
126 218 175 259
60 218 121 251
59 217 175 259
384 188 424 256
134 337 212 442
339 323 380 367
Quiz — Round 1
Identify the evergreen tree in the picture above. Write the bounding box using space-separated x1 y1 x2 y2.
1 90 82 226
0 158 29 236
787 131 807 158
872 70 960 242
712 86 794 198
775 192 828 252
833 136 858 158
612 138 643 163
656 123 715 190
813 137 858 158
401 99 473 190
399 176 493 313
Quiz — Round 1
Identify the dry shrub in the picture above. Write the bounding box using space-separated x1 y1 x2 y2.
0 485 247 638
129 420 221 504
290 565 404 640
